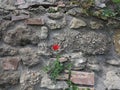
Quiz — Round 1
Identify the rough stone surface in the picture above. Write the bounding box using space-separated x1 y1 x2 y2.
87 56 101 71
12 14 30 21
29 6 46 14
51 30 109 54
70 71 94 86
70 18 87 29
2 57 20 70
47 12 64 19
3 26 43 46
74 31 109 54
104 71 120 89
20 70 41 90
0 1 119 90
0 46 18 57
0 72 20 85
67 8 84 16
3 26 32 46
39 26 48 39
46 18 66 30
41 74 68 89
0 21 13 31
16 0 25 5
106 59 120 66
19 47 42 67
113 30 120 55
90 21 103 29
64 52 87 70
38 41 50 55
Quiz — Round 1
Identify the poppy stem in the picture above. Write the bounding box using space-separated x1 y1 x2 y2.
56 54 60 61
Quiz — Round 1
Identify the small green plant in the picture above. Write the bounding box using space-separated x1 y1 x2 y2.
87 88 90 90
65 62 79 90
66 80 79 90
101 8 117 18
44 55 64 81
49 57 64 80
112 0 120 3
44 44 79 90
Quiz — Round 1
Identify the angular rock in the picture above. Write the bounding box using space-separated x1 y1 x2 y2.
95 0 106 8
0 0 15 6
0 9 10 17
70 71 94 86
25 18 44 25
0 21 13 31
16 0 25 5
3 5 16 10
38 41 50 55
87 64 101 72
20 70 41 87
0 46 18 57
29 6 46 14
0 72 20 85
67 8 84 16
113 30 120 55
18 3 29 9
70 18 87 29
87 56 101 71
12 14 30 21
104 71 120 89
47 12 64 19
46 18 66 30
41 74 68 89
90 21 103 29
2 57 20 70
19 47 42 67
64 52 87 70
106 59 120 66
57 1 65 7
3 26 32 46
38 26 48 39
47 20 61 29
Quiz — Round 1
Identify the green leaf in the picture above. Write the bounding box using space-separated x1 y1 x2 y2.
112 0 120 3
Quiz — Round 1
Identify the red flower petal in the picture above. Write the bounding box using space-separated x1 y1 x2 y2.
52 44 60 51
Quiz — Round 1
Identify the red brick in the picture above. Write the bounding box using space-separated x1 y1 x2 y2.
78 87 94 90
12 15 30 21
70 71 94 86
2 57 20 70
25 18 44 25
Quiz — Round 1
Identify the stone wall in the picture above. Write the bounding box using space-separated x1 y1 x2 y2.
0 0 120 90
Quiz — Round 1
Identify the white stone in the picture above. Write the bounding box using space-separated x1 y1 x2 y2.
104 71 120 89
70 18 87 29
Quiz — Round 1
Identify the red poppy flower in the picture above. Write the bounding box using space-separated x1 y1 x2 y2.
52 44 60 51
